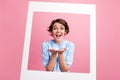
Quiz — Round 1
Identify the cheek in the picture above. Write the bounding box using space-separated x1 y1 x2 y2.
62 30 66 34
52 30 56 34
51 31 56 35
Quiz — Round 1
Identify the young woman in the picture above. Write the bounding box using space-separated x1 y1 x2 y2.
42 18 74 72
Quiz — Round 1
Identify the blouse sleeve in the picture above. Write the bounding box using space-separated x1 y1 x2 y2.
42 42 49 67
65 42 75 67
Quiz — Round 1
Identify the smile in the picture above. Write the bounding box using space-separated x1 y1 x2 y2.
56 34 62 37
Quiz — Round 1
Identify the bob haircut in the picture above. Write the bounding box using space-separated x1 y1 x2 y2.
48 18 69 35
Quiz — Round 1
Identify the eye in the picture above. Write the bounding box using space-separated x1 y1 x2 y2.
60 28 63 30
53 27 57 30
60 27 65 30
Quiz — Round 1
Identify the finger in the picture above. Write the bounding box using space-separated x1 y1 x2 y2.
63 48 66 51
60 48 66 51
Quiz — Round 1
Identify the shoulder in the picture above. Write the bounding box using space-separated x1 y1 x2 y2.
42 40 54 46
65 40 74 47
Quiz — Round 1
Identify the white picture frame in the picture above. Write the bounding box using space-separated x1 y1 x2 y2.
20 1 96 80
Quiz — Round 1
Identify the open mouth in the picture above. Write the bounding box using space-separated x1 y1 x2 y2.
56 34 62 38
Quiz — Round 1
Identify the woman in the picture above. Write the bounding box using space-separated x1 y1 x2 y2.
42 18 74 72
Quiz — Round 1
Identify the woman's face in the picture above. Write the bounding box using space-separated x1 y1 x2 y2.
52 22 66 43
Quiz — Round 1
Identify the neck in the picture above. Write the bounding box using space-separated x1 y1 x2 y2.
54 39 64 44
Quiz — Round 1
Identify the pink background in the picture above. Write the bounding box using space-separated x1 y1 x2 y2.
0 0 120 80
28 12 90 73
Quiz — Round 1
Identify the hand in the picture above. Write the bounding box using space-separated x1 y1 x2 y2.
48 48 57 55
57 48 66 54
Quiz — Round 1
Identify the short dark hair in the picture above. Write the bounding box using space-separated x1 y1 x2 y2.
48 18 69 34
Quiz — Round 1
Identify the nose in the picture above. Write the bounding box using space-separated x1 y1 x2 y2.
57 28 60 32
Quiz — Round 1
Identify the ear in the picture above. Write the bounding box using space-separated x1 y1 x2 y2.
49 32 53 36
51 33 53 36
64 32 67 35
